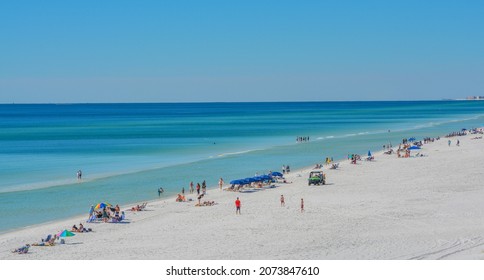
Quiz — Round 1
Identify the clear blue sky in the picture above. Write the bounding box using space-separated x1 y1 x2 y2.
1 0 483 103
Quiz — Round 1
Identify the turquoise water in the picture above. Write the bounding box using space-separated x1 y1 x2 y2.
1 101 484 233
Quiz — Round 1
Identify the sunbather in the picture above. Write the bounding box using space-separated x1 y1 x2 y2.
12 244 30 254
78 223 91 232
32 236 56 246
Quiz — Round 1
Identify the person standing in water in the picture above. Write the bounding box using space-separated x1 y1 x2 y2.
219 178 224 190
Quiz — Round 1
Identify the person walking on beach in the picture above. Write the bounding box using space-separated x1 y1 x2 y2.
190 181 194 194
300 198 304 213
181 187 185 196
196 183 201 195
448 140 451 146
158 187 164 197
235 197 241 215
88 205 94 219
219 177 224 190
280 195 285 207
457 139 460 146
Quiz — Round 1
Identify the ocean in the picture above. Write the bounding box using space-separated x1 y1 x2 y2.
1 101 483 233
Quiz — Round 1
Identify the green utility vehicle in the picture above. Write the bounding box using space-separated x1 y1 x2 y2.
308 171 326 186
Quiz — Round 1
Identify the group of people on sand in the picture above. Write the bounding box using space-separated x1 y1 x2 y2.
71 223 91 233
12 222 92 253
187 180 208 195
348 154 361 164
88 204 125 223
130 203 147 212
12 202 144 254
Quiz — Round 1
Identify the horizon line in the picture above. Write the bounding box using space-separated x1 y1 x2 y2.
0 99 463 105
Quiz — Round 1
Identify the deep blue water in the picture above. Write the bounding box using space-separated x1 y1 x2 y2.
1 101 483 233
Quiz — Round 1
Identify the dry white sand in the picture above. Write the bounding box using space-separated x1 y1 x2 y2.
1 134 484 260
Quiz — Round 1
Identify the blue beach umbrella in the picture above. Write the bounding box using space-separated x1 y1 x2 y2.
244 177 257 183
240 179 251 185
253 176 265 181
260 175 271 180
230 179 243 185
408 137 416 142
408 146 421 150
270 171 283 177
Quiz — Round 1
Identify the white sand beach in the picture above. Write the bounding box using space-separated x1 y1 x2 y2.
1 133 484 260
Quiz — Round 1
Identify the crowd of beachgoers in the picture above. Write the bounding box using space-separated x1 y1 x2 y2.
10 202 146 254
9 127 484 256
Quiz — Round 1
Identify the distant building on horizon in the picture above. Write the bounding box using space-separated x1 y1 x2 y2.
466 96 484 100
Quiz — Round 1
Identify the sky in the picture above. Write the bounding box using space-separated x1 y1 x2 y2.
0 0 483 103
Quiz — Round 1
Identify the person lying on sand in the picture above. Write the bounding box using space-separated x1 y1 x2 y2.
32 237 56 246
78 223 91 232
195 201 216 206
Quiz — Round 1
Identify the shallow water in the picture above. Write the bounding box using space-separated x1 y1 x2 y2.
1 101 483 232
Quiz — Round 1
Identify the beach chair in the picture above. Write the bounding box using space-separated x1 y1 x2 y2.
87 214 100 223
42 234 52 242
111 211 126 223
139 202 147 210
330 163 339 169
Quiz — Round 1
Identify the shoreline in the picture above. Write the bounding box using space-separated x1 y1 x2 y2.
2 131 484 259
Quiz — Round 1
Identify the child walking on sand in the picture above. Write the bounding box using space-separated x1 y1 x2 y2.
280 195 285 207
235 197 241 215
300 198 304 213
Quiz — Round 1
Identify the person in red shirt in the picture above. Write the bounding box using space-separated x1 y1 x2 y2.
235 197 241 215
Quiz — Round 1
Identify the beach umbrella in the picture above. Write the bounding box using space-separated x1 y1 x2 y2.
230 179 243 185
260 175 271 180
57 229 75 244
241 178 251 185
270 171 283 177
252 176 263 181
368 150 372 157
408 146 421 150
253 175 269 182
57 230 76 238
408 137 416 141
244 177 257 183
94 202 111 209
